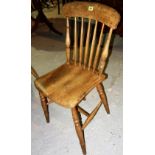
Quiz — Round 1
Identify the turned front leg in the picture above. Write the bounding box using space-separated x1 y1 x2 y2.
71 107 86 155
96 83 110 114
39 92 49 123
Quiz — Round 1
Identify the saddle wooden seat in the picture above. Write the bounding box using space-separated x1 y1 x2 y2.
35 63 106 108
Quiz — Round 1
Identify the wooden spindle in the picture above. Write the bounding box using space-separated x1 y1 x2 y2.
66 17 70 64
31 66 39 78
74 17 78 65
96 83 110 114
82 100 102 130
39 92 49 123
98 28 113 74
88 20 98 70
84 18 91 69
77 106 90 117
79 17 84 66
93 23 104 72
72 107 86 155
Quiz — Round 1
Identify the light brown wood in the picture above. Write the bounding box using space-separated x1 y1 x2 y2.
33 2 120 154
79 17 84 66
93 23 104 72
72 107 86 155
63 2 120 74
35 63 106 108
31 66 39 78
74 17 78 65
96 83 110 114
66 17 70 64
84 18 91 69
77 106 90 117
39 92 50 123
63 1 120 29
98 28 113 74
31 67 52 121
88 20 98 70
82 100 102 130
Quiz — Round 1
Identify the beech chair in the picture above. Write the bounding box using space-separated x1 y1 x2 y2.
33 2 120 154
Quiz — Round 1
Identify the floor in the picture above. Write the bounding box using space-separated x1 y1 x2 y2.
31 3 123 155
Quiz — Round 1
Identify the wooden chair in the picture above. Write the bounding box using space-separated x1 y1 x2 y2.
33 2 120 154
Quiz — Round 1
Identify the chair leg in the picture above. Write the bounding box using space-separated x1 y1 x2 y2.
96 83 110 114
71 107 86 155
39 92 50 123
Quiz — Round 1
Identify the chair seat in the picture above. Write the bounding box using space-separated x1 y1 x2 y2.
35 63 106 108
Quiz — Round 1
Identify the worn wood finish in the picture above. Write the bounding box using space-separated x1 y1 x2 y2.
33 2 120 154
63 2 120 73
82 100 102 130
96 83 110 114
72 107 86 155
35 63 106 108
63 1 120 29
39 92 50 123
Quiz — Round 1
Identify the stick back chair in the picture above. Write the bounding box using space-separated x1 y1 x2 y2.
33 2 120 154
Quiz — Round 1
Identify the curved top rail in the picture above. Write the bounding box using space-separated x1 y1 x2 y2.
63 1 120 29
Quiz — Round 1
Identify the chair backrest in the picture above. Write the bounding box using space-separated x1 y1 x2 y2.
63 1 120 75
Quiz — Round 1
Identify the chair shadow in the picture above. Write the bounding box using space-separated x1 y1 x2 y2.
31 18 66 52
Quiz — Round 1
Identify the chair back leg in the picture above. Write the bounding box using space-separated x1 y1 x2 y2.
96 83 110 114
71 107 86 155
39 92 50 123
